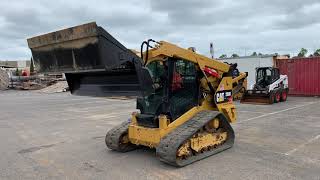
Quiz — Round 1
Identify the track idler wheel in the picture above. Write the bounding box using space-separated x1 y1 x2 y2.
105 121 137 152
156 111 235 167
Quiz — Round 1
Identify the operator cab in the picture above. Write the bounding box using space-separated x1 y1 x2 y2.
255 67 280 90
136 58 200 128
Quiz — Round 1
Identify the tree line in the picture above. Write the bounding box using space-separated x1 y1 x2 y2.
296 48 320 57
219 52 264 58
219 48 320 58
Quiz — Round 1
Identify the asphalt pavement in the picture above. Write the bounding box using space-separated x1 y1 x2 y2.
0 91 319 180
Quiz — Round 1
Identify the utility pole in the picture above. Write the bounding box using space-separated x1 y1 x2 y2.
210 42 214 59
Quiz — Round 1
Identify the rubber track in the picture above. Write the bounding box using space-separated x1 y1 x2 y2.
156 110 235 167
105 121 137 152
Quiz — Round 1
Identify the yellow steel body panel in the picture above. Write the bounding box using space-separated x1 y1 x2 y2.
146 41 230 73
128 76 236 148
128 41 243 148
232 72 247 84
129 106 205 147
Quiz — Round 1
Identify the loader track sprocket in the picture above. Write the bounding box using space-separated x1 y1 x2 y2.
105 121 137 152
156 110 235 167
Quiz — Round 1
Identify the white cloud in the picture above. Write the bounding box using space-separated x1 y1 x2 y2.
0 0 320 59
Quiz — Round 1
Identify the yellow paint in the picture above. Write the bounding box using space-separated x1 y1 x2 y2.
190 132 227 152
211 118 220 129
128 41 245 147
159 115 169 129
232 72 247 83
128 106 205 147
177 141 191 157
146 41 230 73
233 73 247 100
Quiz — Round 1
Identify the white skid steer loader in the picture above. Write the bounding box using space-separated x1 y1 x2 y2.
241 67 288 104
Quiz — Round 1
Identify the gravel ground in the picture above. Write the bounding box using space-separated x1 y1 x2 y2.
0 90 319 180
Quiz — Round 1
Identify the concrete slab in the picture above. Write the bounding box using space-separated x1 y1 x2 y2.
0 91 319 179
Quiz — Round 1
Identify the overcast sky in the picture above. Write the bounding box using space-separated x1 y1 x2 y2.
1 0 320 60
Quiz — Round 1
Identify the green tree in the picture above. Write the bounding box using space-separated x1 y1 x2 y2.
219 54 227 58
258 53 263 56
298 48 308 57
251 52 257 56
313 49 320 56
30 57 34 74
231 53 239 58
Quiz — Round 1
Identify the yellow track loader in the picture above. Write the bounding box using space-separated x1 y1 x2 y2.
27 22 247 166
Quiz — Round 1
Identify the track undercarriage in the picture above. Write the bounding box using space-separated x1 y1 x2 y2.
106 111 234 167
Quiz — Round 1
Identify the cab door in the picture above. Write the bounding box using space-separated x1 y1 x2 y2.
168 59 199 120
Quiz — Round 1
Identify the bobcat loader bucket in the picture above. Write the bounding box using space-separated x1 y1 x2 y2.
27 22 144 97
240 90 273 104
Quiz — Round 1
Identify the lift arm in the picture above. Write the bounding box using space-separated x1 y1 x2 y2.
146 41 230 74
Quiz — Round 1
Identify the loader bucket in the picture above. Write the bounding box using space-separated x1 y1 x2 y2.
65 69 139 96
240 90 273 104
27 22 145 97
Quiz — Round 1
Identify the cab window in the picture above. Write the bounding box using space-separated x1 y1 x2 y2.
146 61 164 83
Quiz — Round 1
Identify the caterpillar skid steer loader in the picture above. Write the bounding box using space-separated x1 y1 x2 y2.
28 22 247 166
241 67 288 104
106 41 247 167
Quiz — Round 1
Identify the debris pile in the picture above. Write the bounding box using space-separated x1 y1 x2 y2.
0 69 9 90
6 72 67 92
36 81 68 93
